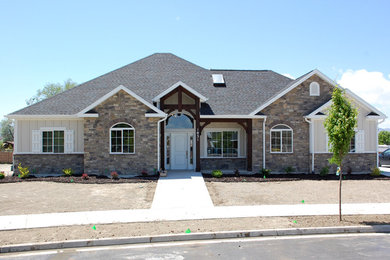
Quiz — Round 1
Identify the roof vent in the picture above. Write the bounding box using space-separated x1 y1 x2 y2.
212 74 225 87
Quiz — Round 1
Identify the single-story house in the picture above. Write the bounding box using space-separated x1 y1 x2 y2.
7 53 387 175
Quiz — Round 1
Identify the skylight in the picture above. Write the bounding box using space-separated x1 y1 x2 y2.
212 74 225 84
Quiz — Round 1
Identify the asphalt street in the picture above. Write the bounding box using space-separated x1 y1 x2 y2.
2 233 390 260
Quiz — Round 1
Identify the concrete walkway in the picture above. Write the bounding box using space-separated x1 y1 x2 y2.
151 171 214 209
1 203 390 231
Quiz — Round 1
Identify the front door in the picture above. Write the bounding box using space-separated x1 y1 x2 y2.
171 133 188 169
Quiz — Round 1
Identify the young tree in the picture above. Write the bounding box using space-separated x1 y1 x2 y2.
379 131 390 145
0 118 14 142
324 87 358 221
26 79 77 105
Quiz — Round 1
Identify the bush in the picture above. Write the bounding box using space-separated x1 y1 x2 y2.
284 166 295 174
111 171 119 180
0 171 4 179
261 168 271 177
62 168 74 177
82 173 89 180
320 167 329 177
234 168 240 177
18 163 30 179
211 170 223 178
371 167 381 177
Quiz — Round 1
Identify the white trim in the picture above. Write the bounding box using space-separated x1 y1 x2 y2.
345 89 387 119
78 114 99 118
145 113 166 118
6 115 81 120
40 127 66 131
270 124 293 154
200 115 266 119
309 82 320 96
203 128 241 158
14 119 18 153
14 152 85 155
200 156 246 159
77 85 166 117
109 122 135 155
306 100 332 118
152 81 208 102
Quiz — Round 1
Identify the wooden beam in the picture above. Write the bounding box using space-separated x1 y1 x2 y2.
247 119 252 171
200 121 211 134
160 88 178 102
163 104 197 110
178 88 182 112
195 98 201 172
160 100 165 171
199 118 248 123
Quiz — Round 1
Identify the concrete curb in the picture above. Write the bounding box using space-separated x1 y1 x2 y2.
1 225 390 254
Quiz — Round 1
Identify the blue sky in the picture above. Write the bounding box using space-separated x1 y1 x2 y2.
1 0 390 127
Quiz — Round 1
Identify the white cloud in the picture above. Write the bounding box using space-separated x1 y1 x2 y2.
282 73 295 79
338 69 390 128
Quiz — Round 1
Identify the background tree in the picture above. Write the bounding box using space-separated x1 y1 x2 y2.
324 87 358 221
379 131 390 145
0 118 14 142
26 79 77 105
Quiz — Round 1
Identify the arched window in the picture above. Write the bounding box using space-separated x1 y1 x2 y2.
310 82 320 96
166 114 194 129
110 123 135 154
270 124 293 153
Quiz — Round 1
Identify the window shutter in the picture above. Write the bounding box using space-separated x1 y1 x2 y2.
64 130 74 153
32 130 42 153
355 130 365 153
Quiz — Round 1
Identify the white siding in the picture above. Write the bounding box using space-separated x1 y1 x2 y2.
200 122 246 157
16 119 84 153
313 102 378 153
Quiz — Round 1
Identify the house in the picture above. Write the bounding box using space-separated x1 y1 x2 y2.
7 53 387 175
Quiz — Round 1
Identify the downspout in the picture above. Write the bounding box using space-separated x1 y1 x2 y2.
377 118 385 167
305 117 314 173
263 117 267 169
157 115 168 172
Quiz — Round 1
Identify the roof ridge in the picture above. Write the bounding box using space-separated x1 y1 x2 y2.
210 69 271 72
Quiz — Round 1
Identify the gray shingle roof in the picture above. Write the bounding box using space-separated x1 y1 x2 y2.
9 53 294 116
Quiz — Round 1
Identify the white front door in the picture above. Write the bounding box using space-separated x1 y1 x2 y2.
171 133 188 170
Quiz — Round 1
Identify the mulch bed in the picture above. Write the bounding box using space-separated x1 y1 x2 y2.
0 174 159 184
202 173 390 182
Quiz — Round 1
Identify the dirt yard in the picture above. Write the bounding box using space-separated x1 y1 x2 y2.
0 182 157 215
0 214 389 246
206 180 390 206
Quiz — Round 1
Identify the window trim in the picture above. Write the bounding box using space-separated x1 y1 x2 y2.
309 82 320 96
270 124 293 154
41 127 66 154
109 122 135 154
204 128 241 158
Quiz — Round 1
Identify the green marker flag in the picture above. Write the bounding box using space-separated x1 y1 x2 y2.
263 175 266 179
92 225 96 230
18 174 21 178
70 179 74 183
185 228 191 233
293 220 297 224
301 200 305 203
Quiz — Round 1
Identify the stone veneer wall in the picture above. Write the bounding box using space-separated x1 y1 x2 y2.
262 75 334 173
200 158 246 170
252 119 263 172
314 153 377 174
84 90 160 175
13 154 84 175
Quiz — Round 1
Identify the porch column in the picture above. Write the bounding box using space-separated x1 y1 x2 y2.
247 119 252 171
160 100 165 171
195 98 201 172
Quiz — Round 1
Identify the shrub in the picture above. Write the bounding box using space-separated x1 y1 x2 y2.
82 173 89 180
0 171 4 179
261 168 271 177
234 168 240 177
320 167 329 177
18 163 30 179
284 166 295 174
62 168 74 177
211 170 223 178
371 167 381 177
111 171 119 180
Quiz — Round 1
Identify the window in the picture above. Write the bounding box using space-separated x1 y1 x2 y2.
110 123 135 154
310 82 320 96
42 130 64 153
270 125 293 153
350 134 356 153
166 114 193 129
207 131 238 157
